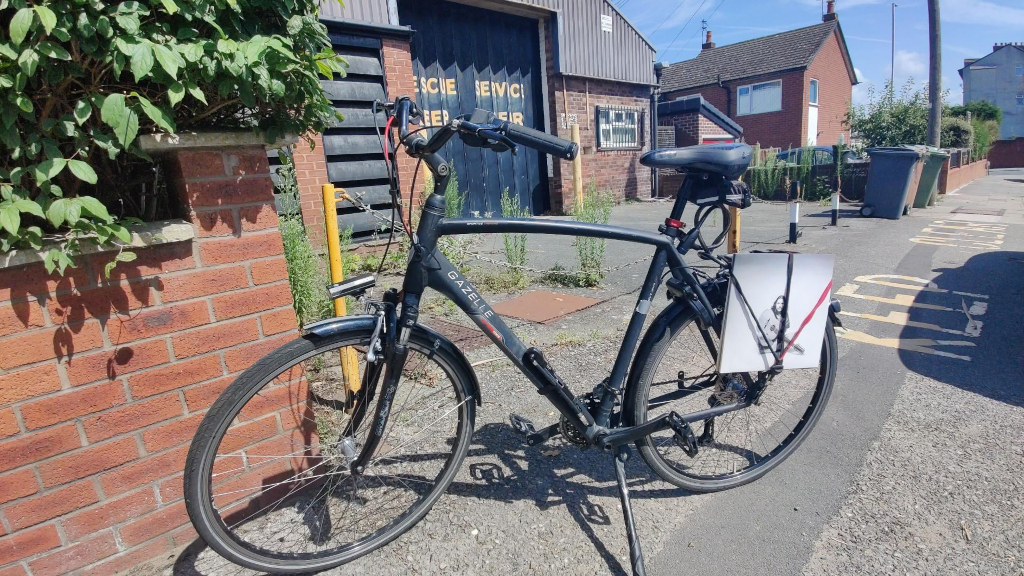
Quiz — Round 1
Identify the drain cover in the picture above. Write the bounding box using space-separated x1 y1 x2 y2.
427 318 491 352
952 207 1005 216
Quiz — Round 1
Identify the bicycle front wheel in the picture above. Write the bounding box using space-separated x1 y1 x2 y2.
627 309 837 493
184 327 475 573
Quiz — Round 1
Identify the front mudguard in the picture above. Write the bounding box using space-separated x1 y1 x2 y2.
303 315 483 407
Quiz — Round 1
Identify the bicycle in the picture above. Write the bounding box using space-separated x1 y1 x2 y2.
183 96 842 575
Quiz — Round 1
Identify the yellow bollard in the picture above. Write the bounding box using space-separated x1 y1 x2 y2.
728 206 741 254
322 184 362 407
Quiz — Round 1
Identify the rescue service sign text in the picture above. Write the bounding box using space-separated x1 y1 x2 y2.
416 76 526 98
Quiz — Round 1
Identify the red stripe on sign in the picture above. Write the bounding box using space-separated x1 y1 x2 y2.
780 279 833 361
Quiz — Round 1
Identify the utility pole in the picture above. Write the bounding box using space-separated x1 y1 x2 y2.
890 3 897 85
926 0 942 147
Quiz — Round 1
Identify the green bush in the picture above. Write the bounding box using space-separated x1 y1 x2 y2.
743 145 786 200
947 101 1002 125
941 115 973 149
846 79 930 148
498 187 529 287
971 119 998 160
1 0 346 273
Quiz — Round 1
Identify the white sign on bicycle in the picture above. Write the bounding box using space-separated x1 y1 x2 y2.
718 253 835 373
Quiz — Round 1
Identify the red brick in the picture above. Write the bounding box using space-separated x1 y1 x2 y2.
62 488 158 542
249 257 288 285
114 300 210 343
193 208 238 237
260 307 298 336
239 203 279 232
0 524 61 564
128 355 224 399
27 531 118 576
20 381 126 430
174 149 226 179
47 283 153 326
81 394 183 442
158 473 184 503
0 302 45 337
0 564 28 576
118 501 188 547
78 537 171 576
160 265 249 303
171 317 260 358
0 425 80 474
0 364 61 405
200 231 283 266
182 376 234 412
37 437 139 488
0 469 38 505
0 263 93 303
182 177 274 208
141 413 204 453
226 149 271 177
91 242 195 284
5 480 98 530
223 334 293 372
211 284 293 321
99 445 188 496
64 340 171 387
0 408 17 439
0 321 104 369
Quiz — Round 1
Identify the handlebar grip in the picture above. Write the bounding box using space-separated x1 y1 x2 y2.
504 123 579 161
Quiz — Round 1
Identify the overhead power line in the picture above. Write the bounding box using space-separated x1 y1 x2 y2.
658 0 710 57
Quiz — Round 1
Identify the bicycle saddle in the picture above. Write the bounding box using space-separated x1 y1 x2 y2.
640 143 752 180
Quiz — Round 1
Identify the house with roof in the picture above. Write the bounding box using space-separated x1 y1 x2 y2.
658 0 856 150
960 42 1024 140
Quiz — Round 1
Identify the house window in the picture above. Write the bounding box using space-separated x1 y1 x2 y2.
1017 94 1024 106
597 106 641 149
737 80 783 115
1016 64 1023 76
809 79 819 105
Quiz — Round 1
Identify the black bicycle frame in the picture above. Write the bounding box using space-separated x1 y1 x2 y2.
395 151 722 442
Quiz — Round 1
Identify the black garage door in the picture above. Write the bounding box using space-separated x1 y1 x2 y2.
399 0 549 216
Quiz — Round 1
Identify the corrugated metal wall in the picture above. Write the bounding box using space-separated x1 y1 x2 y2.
318 0 391 24
322 0 656 85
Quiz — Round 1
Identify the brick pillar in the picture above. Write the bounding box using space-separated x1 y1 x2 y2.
383 37 421 215
0 134 301 575
291 133 330 246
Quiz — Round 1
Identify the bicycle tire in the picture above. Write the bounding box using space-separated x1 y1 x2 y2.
626 307 837 493
184 327 476 573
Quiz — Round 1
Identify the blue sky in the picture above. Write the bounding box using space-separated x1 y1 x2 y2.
615 0 1024 106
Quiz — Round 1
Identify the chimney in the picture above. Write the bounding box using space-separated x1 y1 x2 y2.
823 0 837 21
702 30 716 51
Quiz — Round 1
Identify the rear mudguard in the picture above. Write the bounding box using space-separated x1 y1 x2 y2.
304 315 483 407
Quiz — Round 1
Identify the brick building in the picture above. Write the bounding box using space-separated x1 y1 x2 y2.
658 1 856 151
294 0 658 243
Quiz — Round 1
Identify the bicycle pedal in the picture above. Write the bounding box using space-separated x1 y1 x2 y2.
666 412 699 458
509 414 536 436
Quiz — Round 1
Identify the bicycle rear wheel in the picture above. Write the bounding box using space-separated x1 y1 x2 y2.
184 327 475 573
626 309 836 492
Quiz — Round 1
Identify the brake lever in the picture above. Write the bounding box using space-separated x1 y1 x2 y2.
478 129 518 155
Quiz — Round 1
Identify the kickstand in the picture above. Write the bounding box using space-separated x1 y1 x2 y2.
613 446 646 576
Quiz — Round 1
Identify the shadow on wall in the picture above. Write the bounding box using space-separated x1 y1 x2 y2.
897 250 1024 408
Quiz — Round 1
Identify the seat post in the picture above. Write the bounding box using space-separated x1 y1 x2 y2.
669 176 692 221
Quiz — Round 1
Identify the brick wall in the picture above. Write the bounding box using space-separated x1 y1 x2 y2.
544 20 653 212
291 133 329 245
382 37 419 217
939 158 989 194
988 138 1024 169
0 142 300 575
803 29 854 146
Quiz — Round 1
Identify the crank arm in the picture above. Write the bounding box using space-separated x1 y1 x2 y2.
526 423 562 447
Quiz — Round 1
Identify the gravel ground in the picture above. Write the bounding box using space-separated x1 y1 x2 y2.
802 371 1024 576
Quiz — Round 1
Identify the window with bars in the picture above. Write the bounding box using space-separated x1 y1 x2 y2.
597 106 642 150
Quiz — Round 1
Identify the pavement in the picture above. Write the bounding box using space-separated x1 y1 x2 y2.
171 169 1024 575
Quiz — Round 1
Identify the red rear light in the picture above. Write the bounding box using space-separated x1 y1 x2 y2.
665 218 683 229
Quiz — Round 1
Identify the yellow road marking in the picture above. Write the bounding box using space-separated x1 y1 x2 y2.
837 328 974 361
836 284 953 310
838 310 977 336
852 274 988 298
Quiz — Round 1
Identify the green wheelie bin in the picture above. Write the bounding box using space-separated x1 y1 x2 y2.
861 147 925 219
907 146 949 208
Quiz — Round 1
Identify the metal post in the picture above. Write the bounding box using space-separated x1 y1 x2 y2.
323 184 362 401
890 3 898 86
571 123 583 210
831 144 840 226
728 206 741 253
788 181 801 244
926 0 942 147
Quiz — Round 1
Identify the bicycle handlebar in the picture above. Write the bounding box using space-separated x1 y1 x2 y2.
501 121 579 161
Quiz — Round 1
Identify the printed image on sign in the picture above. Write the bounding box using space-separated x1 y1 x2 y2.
718 253 835 373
